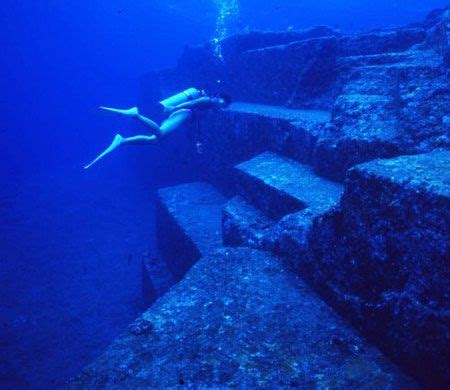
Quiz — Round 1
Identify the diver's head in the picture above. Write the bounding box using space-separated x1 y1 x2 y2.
214 93 232 108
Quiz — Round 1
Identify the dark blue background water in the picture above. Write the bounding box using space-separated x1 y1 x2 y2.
1 1 448 388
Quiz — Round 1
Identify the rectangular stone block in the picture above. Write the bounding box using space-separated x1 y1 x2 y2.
306 150 450 387
338 28 426 56
235 151 343 220
156 182 226 281
222 196 274 248
193 103 330 192
227 37 340 109
73 248 416 389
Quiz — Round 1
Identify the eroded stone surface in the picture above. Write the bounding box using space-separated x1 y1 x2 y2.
235 152 343 219
228 36 340 109
337 28 427 56
220 27 341 61
190 103 330 193
156 182 226 280
222 196 274 248
222 151 450 386
116 8 450 388
138 9 449 184
70 248 416 389
304 151 450 387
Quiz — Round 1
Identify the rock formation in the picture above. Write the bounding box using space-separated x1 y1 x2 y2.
72 7 449 388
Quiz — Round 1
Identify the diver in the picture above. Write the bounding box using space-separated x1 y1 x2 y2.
84 87 232 169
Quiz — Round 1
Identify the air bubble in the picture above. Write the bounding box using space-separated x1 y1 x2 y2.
212 0 240 61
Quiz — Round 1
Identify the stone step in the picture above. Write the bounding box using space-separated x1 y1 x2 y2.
339 50 441 96
338 51 414 68
332 94 399 136
229 102 331 124
235 151 344 220
222 195 323 264
72 248 417 389
306 150 450 387
315 103 402 181
156 182 226 281
197 102 332 191
314 93 403 181
338 28 426 56
338 49 438 68
229 103 331 165
342 68 399 96
222 195 274 248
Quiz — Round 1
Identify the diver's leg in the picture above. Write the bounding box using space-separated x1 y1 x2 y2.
84 134 124 169
135 114 163 138
120 135 158 145
159 109 192 138
100 105 162 137
84 134 159 169
100 106 139 117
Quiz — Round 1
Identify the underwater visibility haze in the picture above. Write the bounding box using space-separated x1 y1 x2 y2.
1 0 450 388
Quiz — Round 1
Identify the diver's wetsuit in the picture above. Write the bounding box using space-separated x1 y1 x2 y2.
84 92 228 169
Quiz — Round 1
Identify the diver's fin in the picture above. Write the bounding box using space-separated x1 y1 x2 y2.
84 134 123 169
99 106 139 117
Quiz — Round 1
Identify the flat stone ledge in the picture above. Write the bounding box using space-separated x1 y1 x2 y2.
351 149 450 198
70 248 417 389
235 151 344 219
229 102 331 124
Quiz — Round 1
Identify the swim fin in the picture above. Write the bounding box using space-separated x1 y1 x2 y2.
84 134 123 169
99 106 139 117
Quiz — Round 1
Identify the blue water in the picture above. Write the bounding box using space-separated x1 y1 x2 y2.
1 1 448 388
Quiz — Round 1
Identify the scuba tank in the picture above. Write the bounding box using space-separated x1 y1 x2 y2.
159 88 204 111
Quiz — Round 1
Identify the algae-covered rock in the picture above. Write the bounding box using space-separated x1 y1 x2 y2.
70 248 416 388
305 151 450 387
156 182 226 281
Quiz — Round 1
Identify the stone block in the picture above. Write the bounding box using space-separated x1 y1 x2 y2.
222 196 274 248
156 182 226 281
193 103 330 192
235 152 343 220
226 37 340 109
306 151 450 387
338 28 426 56
71 248 416 389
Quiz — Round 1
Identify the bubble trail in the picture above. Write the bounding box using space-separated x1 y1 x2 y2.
212 0 240 61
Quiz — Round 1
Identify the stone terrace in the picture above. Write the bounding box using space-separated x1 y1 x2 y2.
74 7 450 389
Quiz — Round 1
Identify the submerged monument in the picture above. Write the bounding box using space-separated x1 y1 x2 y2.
71 7 449 388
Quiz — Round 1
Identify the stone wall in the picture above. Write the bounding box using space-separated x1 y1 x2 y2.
132 8 450 387
303 151 450 386
139 8 449 184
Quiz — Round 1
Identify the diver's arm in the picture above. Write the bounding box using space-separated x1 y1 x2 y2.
169 97 213 111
